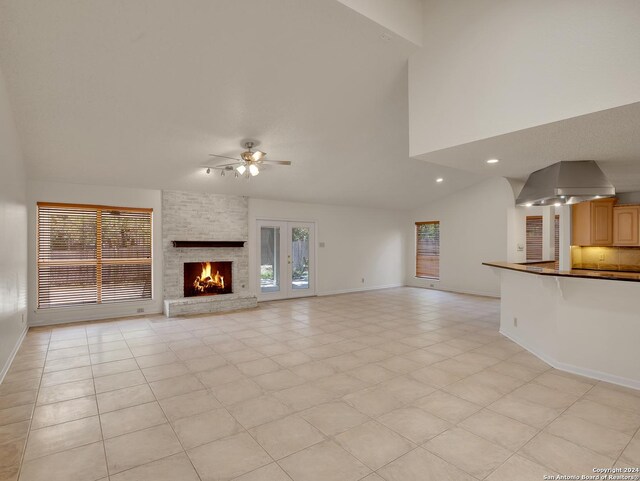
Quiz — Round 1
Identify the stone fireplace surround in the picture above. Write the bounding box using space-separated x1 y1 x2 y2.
162 190 257 316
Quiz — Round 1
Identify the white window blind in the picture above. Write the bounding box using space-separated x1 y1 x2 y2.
416 221 440 279
526 216 543 261
37 203 152 309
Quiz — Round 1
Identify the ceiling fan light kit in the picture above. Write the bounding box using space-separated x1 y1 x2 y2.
204 140 291 180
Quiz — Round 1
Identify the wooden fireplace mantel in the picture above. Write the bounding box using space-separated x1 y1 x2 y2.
172 240 245 248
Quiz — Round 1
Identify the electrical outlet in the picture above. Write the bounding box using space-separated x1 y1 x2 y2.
430 283 434 288
21 313 26 324
136 308 144 314
513 317 518 327
361 278 365 283
599 253 605 261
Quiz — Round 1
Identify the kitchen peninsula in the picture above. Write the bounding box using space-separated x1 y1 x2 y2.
484 260 640 389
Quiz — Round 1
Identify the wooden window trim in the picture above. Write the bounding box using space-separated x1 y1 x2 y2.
37 201 152 213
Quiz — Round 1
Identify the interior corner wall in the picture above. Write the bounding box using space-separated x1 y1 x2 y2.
507 205 545 263
248 198 406 296
27 181 163 326
335 0 424 46
0 64 28 381
409 0 640 156
406 177 514 297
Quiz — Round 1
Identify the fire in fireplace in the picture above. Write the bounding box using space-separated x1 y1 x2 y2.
184 261 232 297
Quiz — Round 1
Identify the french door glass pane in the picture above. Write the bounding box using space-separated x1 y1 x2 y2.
291 226 309 290
261 226 280 293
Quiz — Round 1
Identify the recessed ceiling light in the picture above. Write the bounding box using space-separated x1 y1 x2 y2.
525 203 533 207
486 159 499 164
554 202 561 207
436 178 444 183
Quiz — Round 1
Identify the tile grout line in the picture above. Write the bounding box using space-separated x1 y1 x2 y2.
504 380 612 476
613 420 640 467
14 328 52 481
6 292 638 481
112 319 203 481
90 328 112 481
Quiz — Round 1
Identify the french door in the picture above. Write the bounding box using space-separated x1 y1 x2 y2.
257 220 315 300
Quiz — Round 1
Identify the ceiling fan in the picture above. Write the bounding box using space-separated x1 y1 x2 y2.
205 141 291 178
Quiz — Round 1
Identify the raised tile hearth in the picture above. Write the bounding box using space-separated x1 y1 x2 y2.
164 293 257 317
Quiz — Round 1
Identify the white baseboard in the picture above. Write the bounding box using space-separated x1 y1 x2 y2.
500 329 640 391
407 283 500 299
0 326 28 384
29 309 163 328
318 283 405 297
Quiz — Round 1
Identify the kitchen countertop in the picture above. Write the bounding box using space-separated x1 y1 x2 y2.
483 261 640 282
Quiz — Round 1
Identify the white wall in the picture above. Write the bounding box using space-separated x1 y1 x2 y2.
0 65 28 381
249 198 406 296
27 181 163 326
336 0 423 46
498 268 640 389
406 177 514 297
507 206 539 263
409 0 640 156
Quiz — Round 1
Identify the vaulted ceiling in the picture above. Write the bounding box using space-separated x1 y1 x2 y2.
0 0 481 209
1 0 638 209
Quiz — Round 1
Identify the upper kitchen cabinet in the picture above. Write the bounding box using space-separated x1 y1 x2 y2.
571 198 615 246
613 205 640 246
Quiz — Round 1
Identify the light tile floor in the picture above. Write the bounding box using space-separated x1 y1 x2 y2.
0 287 639 481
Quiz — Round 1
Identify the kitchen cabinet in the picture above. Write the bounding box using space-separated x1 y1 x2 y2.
613 205 640 246
571 198 615 246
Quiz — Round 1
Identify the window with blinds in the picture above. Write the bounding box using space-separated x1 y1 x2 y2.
37 203 152 309
554 215 560 269
416 221 440 279
526 216 543 261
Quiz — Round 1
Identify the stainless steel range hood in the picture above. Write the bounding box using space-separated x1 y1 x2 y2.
516 160 615 206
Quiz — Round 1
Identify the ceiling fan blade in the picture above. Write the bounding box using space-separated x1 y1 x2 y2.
203 162 241 169
259 160 292 166
209 153 242 162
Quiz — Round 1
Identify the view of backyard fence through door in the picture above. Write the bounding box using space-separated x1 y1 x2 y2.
257 220 315 300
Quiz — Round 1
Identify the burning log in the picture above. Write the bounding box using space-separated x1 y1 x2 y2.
184 261 231 297
192 266 224 293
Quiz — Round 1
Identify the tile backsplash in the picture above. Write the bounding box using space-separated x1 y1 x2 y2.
571 246 640 272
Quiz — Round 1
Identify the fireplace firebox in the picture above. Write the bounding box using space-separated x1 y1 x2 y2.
184 261 233 297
